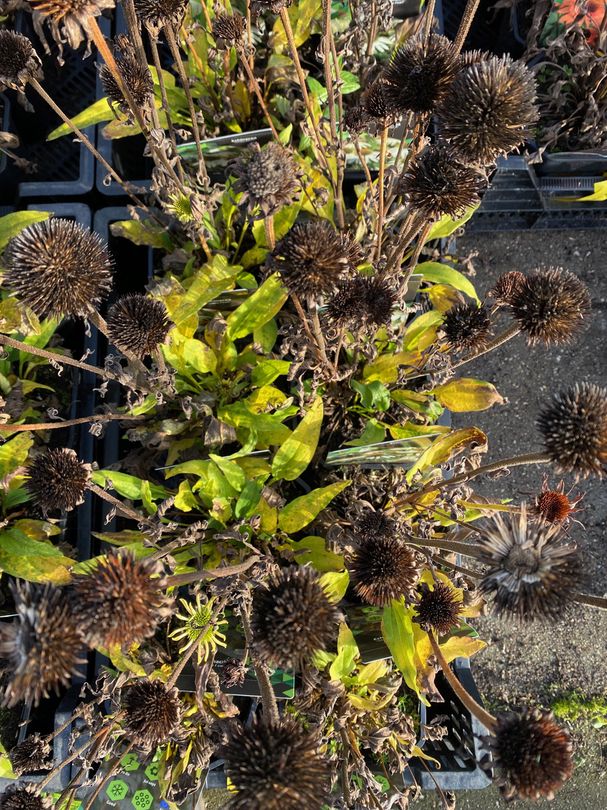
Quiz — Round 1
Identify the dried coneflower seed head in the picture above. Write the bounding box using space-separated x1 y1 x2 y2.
28 0 114 51
349 536 420 607
477 505 581 620
413 581 462 635
212 12 245 46
107 294 171 359
250 565 341 669
537 383 607 478
507 267 591 345
0 30 42 93
70 551 171 649
99 35 153 115
0 784 52 810
0 581 83 707
327 277 396 328
482 708 573 801
356 510 396 542
362 79 398 123
27 448 91 513
250 0 292 17
533 479 583 524
134 0 188 30
3 218 112 319
272 220 361 300
438 56 538 165
342 104 370 135
400 145 485 219
442 302 491 353
220 658 247 690
489 270 526 305
222 715 330 810
121 681 182 751
9 735 52 776
383 34 460 114
231 142 301 218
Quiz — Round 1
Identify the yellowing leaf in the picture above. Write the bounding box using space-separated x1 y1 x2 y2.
382 601 423 700
432 378 505 412
329 622 358 680
406 427 487 483
168 255 238 328
362 350 421 384
427 284 465 313
0 211 50 251
0 431 33 481
278 480 350 534
424 205 479 241
576 179 607 202
272 396 323 481
402 310 444 351
226 273 288 340
439 635 486 663
320 570 349 604
417 261 480 303
289 535 344 571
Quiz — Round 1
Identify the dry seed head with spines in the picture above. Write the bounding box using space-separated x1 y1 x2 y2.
362 79 399 124
121 680 182 752
250 0 293 18
0 784 53 810
27 448 91 514
250 565 341 670
476 505 581 621
231 142 301 218
438 56 538 165
2 218 112 319
356 509 398 542
489 270 526 305
222 715 330 810
28 0 115 51
349 536 421 607
507 266 591 345
326 276 397 328
212 12 245 46
0 581 84 707
533 479 583 524
537 383 607 478
70 550 172 649
0 30 42 93
133 0 188 30
342 104 371 135
383 34 460 114
8 735 51 777
442 302 491 353
482 708 574 801
271 219 361 301
99 35 154 115
107 294 172 359
413 581 463 635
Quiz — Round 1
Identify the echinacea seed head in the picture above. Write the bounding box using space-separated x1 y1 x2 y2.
212 12 245 46
413 581 463 635
27 448 91 514
0 30 42 93
107 294 171 359
231 142 301 218
99 35 153 115
349 536 420 607
442 302 491 353
0 784 53 810
121 680 182 751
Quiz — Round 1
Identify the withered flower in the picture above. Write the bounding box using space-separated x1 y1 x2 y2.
231 142 301 218
342 104 370 135
349 536 420 607
533 479 583 524
442 302 491 353
489 270 526 305
481 708 573 801
438 56 538 165
0 581 83 707
537 383 607 478
99 35 153 116
250 565 341 670
327 276 396 328
70 551 171 649
27 448 91 513
3 218 112 319
383 34 460 114
222 715 330 810
356 510 397 542
28 0 115 52
271 219 361 300
400 145 485 219
219 658 247 690
0 30 42 93
507 267 591 346
107 294 171 359
9 735 52 776
121 680 182 751
362 79 398 124
212 12 245 47
250 0 292 19
0 784 52 810
133 0 188 31
413 581 463 635
477 505 581 620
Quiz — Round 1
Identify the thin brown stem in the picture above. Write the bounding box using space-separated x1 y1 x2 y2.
83 743 133 810
429 633 496 731
166 556 261 587
322 0 345 229
574 593 607 610
454 0 481 53
264 215 276 250
166 640 200 689
0 413 145 434
236 45 279 139
88 481 153 525
310 306 330 367
0 332 118 383
339 728 353 806
245 0 255 90
242 606 280 725
451 324 521 370
423 0 437 40
148 33 183 183
375 125 389 261
408 537 483 560
291 293 317 348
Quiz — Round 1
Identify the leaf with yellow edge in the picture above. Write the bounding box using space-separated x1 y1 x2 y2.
424 205 479 241
288 535 344 572
329 623 358 681
0 211 50 251
406 427 487 483
427 284 465 313
417 260 480 303
225 273 288 340
362 350 421 384
167 255 239 328
351 659 390 686
278 480 350 534
411 745 441 766
107 643 147 676
432 378 504 413
382 600 424 702
439 634 486 664
0 743 16 779
320 570 350 604
402 310 444 352
272 396 323 481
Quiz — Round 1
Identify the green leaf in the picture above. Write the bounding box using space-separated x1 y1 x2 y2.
272 396 323 481
344 419 386 446
432 378 505 412
178 335 217 374
402 310 444 351
405 427 487 483
288 535 345 571
417 261 479 303
382 601 422 699
0 744 15 779
168 255 239 328
91 470 169 501
320 570 350 604
278 480 350 534
209 454 246 491
362 350 421 384
0 211 50 251
0 432 33 480
226 274 288 340
234 481 264 519
251 359 291 387
47 97 115 140
110 219 173 250
425 205 479 241
174 480 199 512
329 622 358 680
0 524 73 584
351 380 391 412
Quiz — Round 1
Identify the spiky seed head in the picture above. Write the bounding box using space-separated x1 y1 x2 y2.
533 480 583 524
537 383 607 478
27 0 115 51
362 80 398 123
8 735 52 777
70 551 171 649
271 220 361 300
400 144 485 219
438 56 538 165
231 142 301 218
507 267 591 345
27 448 91 514
220 658 247 690
99 35 153 115
250 0 292 17
413 581 463 635
222 715 330 810
326 276 396 328
133 0 188 30
349 536 421 607
250 565 341 670
383 34 460 114
477 505 581 620
121 680 182 751
0 30 42 93
107 294 171 359
355 510 396 542
212 12 245 46
342 104 370 135
3 218 112 319
442 302 491 353
0 581 83 707
482 708 573 801
0 784 52 810
489 270 526 305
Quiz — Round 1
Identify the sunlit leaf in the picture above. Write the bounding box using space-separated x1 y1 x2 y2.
432 378 505 412
225 273 288 340
417 261 480 303
0 211 50 251
278 480 350 534
405 427 487 483
272 396 323 481
329 622 358 680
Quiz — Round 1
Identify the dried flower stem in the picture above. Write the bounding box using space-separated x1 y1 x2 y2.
339 728 353 806
423 0 437 40
375 125 389 261
454 0 481 53
83 743 134 810
148 33 182 175
353 136 374 191
264 215 276 250
245 0 255 90
88 481 153 525
310 307 330 367
167 556 261 586
574 593 607 610
38 724 110 790
166 640 200 689
241 604 280 725
322 0 345 229
291 293 319 350
235 45 279 139
0 333 119 383
451 324 522 370
0 413 145 434
429 633 496 731
408 537 483 559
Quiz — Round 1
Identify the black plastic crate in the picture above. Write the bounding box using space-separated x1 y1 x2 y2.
439 0 525 57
